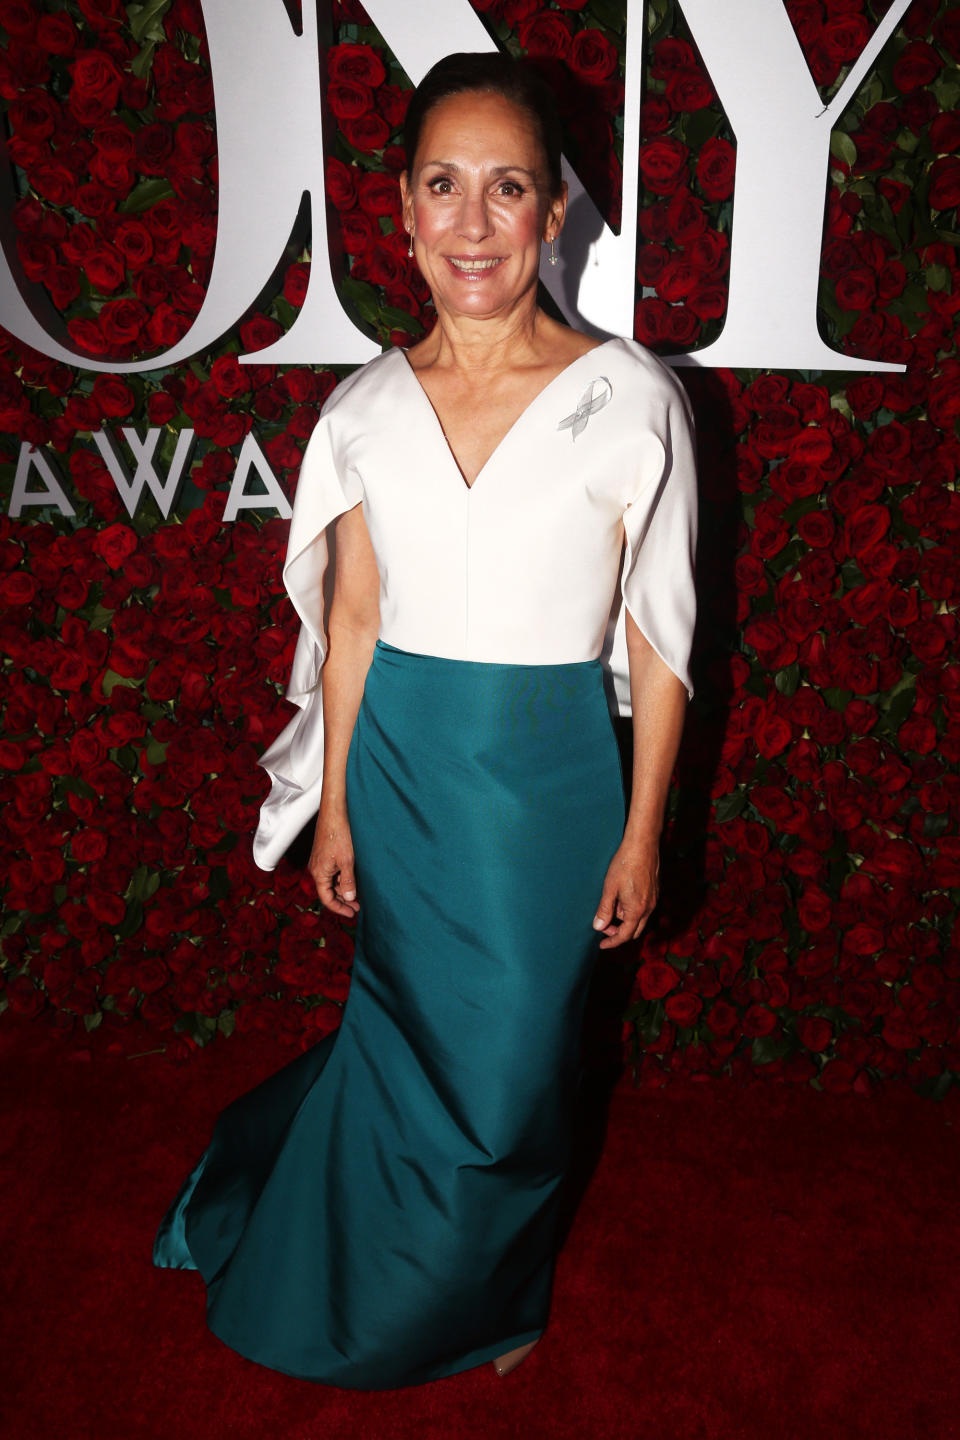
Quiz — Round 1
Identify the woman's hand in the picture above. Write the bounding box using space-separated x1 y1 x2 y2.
309 806 360 919
592 833 660 950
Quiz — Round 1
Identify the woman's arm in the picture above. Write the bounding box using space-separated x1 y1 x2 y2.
592 610 688 950
308 502 380 917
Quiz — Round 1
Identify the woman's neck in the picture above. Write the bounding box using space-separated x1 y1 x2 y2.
415 299 557 377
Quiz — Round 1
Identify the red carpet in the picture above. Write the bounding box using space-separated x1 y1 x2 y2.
2 1020 959 1440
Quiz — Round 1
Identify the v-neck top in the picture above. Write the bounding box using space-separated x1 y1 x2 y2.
253 335 698 871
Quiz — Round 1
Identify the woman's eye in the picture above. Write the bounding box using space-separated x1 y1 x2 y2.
497 181 524 197
428 178 454 194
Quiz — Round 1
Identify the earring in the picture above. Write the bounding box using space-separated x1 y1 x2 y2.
548 237 558 267
407 229 414 259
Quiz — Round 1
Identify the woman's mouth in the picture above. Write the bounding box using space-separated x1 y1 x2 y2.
447 257 504 274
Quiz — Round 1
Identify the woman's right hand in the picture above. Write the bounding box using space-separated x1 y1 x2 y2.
309 806 360 918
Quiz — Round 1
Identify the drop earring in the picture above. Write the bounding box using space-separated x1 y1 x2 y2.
407 229 415 259
548 237 558 267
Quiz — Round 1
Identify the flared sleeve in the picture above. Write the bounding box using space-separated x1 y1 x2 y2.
606 375 698 711
253 409 363 872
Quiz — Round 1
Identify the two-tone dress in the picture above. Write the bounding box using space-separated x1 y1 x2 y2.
152 335 698 1389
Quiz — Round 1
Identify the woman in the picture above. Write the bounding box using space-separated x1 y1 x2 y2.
153 52 697 1387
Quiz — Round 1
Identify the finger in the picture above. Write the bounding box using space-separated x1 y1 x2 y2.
336 858 357 905
598 901 652 949
592 880 621 933
314 867 358 919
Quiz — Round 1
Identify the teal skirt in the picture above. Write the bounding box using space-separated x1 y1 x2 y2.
153 642 625 1388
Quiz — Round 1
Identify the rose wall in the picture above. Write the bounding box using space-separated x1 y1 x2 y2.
0 0 958 1094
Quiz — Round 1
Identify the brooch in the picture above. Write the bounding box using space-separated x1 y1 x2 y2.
557 377 613 441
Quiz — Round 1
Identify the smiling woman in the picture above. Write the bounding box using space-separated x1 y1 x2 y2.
153 50 699 1390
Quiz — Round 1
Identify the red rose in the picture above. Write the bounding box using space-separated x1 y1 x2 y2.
5 976 46 1018
517 14 572 59
36 13 77 55
929 158 960 212
638 959 679 1000
210 354 251 399
639 137 689 196
930 112 960 156
797 886 834 934
339 211 377 256
328 79 373 122
820 15 871 65
696 137 735 201
357 171 401 218
9 90 60 142
742 1004 777 1038
135 121 174 175
568 27 617 82
93 523 138 570
755 707 792 759
239 315 282 352
665 991 702 1027
882 1010 919 1051
92 374 135 417
664 67 714 112
892 39 942 93
328 42 386 88
283 261 310 307
99 297 148 348
376 83 409 130
341 113 390 152
69 49 123 124
844 503 890 559
325 156 357 211
112 219 154 270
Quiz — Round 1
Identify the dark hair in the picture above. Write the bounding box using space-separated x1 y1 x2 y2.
403 52 564 199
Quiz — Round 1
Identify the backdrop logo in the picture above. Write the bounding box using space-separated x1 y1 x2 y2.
0 0 911 380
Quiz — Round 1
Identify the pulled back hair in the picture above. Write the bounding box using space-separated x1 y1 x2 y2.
403 52 564 199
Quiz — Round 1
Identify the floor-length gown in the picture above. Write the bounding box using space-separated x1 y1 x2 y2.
153 337 698 1389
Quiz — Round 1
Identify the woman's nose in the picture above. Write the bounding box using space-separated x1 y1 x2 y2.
456 190 493 242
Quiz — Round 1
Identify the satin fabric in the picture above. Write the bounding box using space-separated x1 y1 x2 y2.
154 643 625 1388
253 337 697 871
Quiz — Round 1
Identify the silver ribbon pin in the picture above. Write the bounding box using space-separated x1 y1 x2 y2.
557 376 613 440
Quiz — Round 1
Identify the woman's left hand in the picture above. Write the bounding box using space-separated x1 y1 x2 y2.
592 834 660 950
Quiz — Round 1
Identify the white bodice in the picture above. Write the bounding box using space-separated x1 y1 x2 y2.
254 336 698 870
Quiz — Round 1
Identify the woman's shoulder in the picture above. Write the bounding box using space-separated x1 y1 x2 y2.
592 336 694 432
317 345 407 423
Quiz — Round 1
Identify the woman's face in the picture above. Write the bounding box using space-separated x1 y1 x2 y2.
400 89 565 325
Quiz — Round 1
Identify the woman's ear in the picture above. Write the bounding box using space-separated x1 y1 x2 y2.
399 170 414 235
543 179 568 244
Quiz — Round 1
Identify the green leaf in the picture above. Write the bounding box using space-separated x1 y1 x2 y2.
774 663 800 697
751 1033 792 1066
101 669 140 696
83 1010 103 1032
830 131 857 169
932 75 960 111
118 178 176 214
822 687 853 712
781 494 823 526
58 775 97 800
714 789 746 823
145 737 168 765
217 1009 237 1038
588 0 627 37
130 41 157 81
127 0 175 44
115 898 144 941
88 603 116 632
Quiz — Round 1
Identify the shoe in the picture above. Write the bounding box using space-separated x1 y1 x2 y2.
492 1339 539 1377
